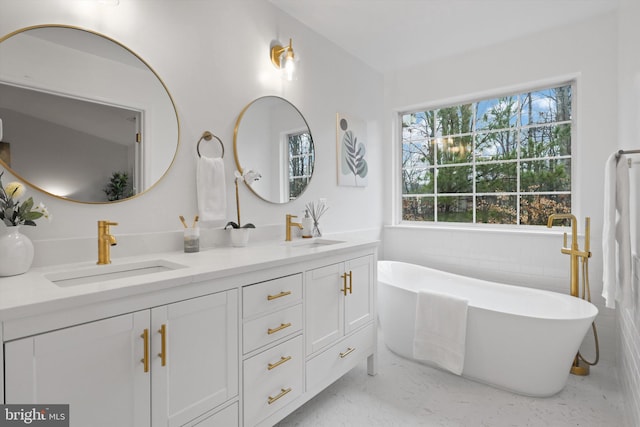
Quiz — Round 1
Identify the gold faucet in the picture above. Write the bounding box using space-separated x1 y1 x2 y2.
285 214 303 241
97 220 118 264
547 213 594 376
546 213 591 298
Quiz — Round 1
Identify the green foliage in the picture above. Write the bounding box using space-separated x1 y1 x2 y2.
104 172 133 201
224 221 255 229
402 85 572 224
0 171 49 226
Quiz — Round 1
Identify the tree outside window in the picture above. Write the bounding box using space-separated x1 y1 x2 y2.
401 83 572 225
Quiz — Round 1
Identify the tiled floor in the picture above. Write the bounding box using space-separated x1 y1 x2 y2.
276 331 626 427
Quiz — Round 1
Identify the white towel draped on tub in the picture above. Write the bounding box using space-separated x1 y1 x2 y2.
197 156 227 226
413 289 468 375
602 152 632 309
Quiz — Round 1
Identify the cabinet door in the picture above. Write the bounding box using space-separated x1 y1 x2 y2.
4 311 150 427
344 255 374 334
305 262 344 354
152 290 238 427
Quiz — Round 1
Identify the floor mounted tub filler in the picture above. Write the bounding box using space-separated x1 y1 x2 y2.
377 260 598 397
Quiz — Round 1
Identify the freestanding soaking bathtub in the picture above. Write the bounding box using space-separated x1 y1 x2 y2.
377 260 598 397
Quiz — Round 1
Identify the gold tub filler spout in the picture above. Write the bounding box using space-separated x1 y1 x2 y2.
547 213 599 376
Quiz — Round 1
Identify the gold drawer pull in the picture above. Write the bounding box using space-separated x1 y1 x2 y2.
267 355 292 371
141 329 150 373
267 290 292 301
158 324 167 367
339 347 356 358
267 322 292 335
267 387 292 405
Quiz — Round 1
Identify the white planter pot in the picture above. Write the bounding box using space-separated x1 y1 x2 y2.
0 226 34 276
229 228 251 247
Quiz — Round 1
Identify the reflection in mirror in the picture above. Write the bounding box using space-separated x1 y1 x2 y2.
0 25 179 203
233 96 314 204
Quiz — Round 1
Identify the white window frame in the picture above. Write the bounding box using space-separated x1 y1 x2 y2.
279 128 313 202
395 78 578 228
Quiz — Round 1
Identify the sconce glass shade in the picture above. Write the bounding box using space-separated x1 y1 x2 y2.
284 49 295 81
271 38 295 81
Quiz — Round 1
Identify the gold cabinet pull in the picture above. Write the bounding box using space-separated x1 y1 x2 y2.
158 324 167 367
339 347 356 358
267 387 292 405
141 329 150 373
341 271 353 295
267 356 292 371
267 290 292 301
341 273 348 296
267 322 292 335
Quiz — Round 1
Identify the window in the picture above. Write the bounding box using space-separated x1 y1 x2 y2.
286 131 314 200
401 83 572 225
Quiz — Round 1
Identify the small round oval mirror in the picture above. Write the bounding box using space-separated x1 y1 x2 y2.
233 96 314 204
0 25 179 203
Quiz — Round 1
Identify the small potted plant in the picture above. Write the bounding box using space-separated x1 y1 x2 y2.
0 171 51 276
225 170 261 246
104 171 133 201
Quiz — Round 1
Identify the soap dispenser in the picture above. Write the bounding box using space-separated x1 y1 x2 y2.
301 209 313 238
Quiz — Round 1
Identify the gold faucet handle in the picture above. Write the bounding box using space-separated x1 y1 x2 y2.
584 217 591 257
286 214 297 220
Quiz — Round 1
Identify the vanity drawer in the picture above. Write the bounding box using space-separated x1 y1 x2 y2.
243 335 303 427
243 304 302 354
306 323 375 392
243 274 302 318
188 402 238 426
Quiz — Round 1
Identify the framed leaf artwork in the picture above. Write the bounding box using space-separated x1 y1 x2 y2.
336 113 368 187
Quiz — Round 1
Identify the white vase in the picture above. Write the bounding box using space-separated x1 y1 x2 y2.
0 226 34 276
230 228 251 247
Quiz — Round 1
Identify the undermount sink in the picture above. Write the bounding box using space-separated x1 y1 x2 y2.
45 259 187 287
284 238 344 248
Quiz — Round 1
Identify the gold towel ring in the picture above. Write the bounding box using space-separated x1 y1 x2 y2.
196 131 224 158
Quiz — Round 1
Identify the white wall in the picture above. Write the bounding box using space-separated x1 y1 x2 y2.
0 0 384 263
618 0 640 424
382 12 619 364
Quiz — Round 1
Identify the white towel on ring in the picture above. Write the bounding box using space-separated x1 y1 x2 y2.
602 152 632 309
197 156 226 226
413 289 468 375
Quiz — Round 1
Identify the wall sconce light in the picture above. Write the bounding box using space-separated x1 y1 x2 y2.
270 38 295 81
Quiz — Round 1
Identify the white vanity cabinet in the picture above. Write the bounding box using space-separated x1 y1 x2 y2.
0 239 378 427
4 289 238 427
242 274 304 427
305 255 374 354
304 255 376 394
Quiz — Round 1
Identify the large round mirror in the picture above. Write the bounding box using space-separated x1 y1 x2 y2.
233 96 314 204
0 25 179 203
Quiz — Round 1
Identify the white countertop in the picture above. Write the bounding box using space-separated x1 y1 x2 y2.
0 238 378 321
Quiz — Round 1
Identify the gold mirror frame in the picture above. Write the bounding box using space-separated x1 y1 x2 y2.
233 96 314 204
0 24 180 204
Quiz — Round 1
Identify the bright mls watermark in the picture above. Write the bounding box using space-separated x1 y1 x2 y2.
0 405 68 426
